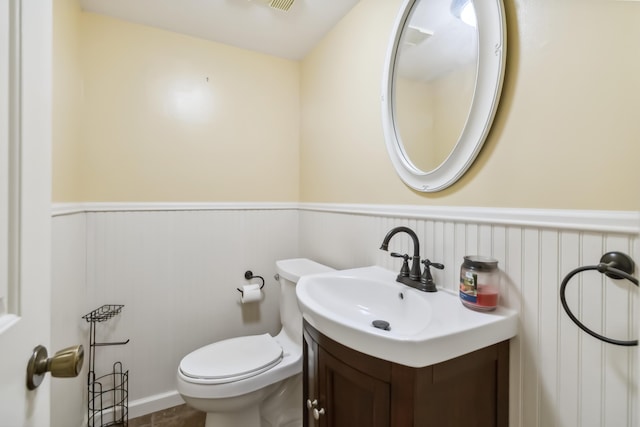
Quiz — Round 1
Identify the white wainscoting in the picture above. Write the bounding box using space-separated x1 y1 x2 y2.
51 205 300 425
51 203 639 427
298 205 639 427
51 212 88 427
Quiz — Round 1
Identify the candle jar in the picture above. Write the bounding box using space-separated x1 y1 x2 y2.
459 256 500 311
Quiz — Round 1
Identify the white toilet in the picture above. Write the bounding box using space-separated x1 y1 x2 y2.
177 258 334 427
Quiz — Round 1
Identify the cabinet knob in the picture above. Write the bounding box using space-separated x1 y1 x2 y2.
306 398 317 409
313 407 325 420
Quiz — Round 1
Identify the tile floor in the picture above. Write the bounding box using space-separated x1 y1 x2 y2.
128 404 205 427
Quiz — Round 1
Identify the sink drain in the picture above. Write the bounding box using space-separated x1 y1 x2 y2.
372 320 391 331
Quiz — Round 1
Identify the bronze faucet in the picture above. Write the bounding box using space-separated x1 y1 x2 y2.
380 226 443 292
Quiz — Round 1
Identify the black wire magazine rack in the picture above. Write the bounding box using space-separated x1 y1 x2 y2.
83 304 130 427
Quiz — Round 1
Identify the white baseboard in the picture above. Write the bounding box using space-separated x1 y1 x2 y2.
129 390 185 420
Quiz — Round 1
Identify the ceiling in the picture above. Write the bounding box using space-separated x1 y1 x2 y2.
79 0 361 60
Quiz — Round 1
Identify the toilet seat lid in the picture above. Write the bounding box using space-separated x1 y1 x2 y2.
179 333 283 384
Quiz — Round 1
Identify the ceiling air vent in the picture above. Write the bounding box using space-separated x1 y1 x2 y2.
269 0 295 11
403 25 433 47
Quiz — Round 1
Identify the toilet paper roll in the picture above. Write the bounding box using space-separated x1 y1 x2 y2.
240 284 262 304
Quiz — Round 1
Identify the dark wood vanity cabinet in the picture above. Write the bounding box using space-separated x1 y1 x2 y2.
302 321 509 427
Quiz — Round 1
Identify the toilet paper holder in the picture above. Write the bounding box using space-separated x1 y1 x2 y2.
237 270 265 295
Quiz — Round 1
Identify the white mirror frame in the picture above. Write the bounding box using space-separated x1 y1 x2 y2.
382 0 506 192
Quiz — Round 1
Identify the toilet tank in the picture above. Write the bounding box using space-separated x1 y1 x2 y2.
275 258 334 345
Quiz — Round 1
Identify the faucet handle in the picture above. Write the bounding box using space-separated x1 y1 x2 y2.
390 252 409 259
390 252 411 277
420 259 444 292
422 259 444 270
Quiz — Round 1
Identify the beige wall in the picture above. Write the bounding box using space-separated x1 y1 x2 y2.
52 0 83 201
54 0 640 210
300 0 640 210
54 7 300 202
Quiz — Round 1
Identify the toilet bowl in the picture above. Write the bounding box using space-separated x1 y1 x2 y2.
177 258 334 427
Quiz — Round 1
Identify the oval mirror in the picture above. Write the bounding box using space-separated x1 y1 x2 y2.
382 0 506 192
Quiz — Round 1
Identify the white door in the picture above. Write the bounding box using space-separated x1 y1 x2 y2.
0 1 53 426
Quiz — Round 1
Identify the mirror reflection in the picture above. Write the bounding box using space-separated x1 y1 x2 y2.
394 0 478 172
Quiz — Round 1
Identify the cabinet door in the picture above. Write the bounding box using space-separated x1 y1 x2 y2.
317 346 390 427
303 327 318 427
415 341 509 427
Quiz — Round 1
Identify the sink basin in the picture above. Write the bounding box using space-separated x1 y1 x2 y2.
300 269 432 336
296 265 517 367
